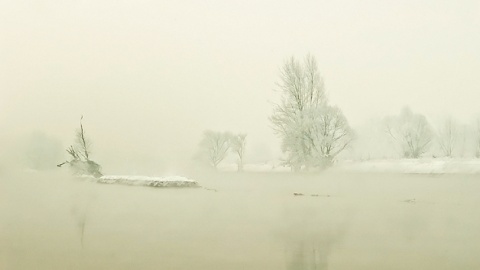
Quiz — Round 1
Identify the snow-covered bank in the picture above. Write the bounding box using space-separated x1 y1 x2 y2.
80 175 199 188
333 159 480 174
218 159 480 174
218 162 291 172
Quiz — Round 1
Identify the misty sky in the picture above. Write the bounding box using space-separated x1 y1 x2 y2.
1 0 479 173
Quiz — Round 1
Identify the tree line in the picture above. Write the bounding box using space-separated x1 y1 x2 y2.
21 54 480 174
197 54 480 172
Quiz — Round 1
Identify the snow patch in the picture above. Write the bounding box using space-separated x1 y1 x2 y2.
334 159 480 174
218 159 480 174
78 175 199 188
218 162 291 172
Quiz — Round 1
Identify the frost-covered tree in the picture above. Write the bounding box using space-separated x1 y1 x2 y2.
230 133 247 171
303 106 353 167
196 130 232 169
271 54 353 170
436 117 459 157
385 107 433 158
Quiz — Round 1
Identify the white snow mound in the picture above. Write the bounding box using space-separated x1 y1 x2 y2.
80 175 199 187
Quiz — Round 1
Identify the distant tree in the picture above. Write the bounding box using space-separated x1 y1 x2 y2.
436 117 459 157
196 130 232 169
270 54 352 170
474 118 480 158
24 131 63 170
58 116 102 177
230 133 247 171
385 107 433 158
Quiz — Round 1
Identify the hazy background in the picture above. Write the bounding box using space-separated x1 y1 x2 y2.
1 0 479 174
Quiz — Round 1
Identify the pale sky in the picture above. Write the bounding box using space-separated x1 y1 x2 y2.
1 0 479 173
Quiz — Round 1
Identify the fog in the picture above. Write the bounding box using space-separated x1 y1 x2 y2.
2 1 480 269
2 170 480 269
2 0 480 173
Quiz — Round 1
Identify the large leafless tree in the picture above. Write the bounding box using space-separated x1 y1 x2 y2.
271 54 353 170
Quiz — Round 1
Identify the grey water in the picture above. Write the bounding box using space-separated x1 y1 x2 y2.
2 170 479 269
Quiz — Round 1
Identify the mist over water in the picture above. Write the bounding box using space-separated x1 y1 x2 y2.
2 169 480 269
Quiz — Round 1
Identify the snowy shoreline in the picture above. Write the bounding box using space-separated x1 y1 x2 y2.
333 159 480 174
218 159 480 174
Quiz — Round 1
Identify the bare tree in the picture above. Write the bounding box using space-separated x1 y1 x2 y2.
385 107 433 158
436 117 459 157
76 116 91 160
57 116 102 177
230 133 247 171
66 145 80 160
271 54 352 170
196 130 232 169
